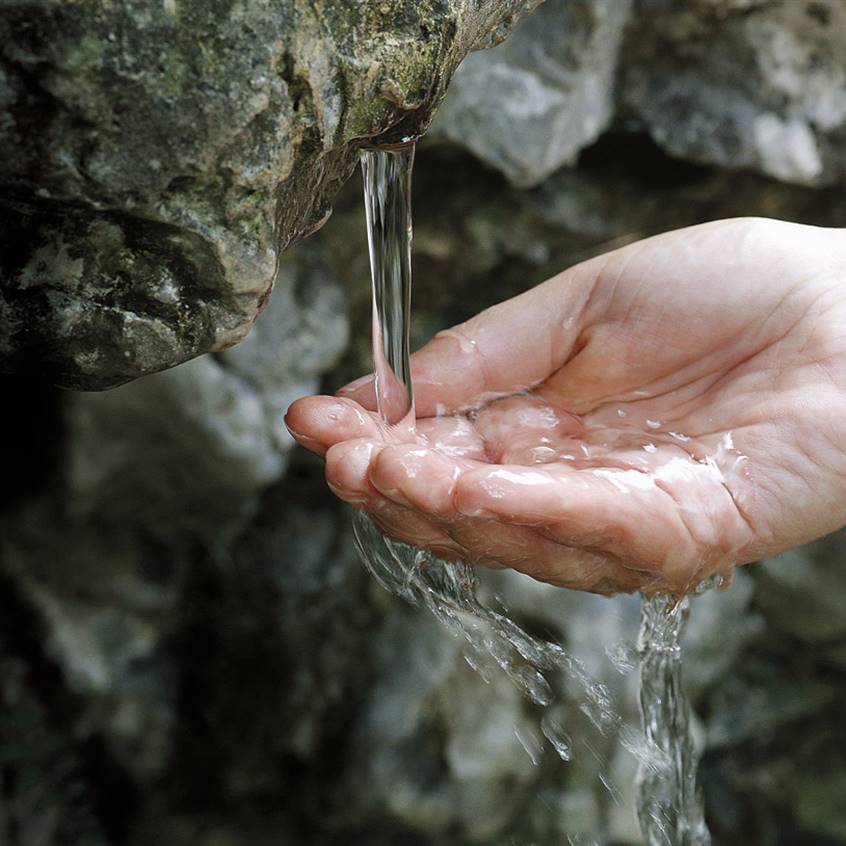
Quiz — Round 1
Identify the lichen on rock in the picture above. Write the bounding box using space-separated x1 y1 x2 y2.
0 0 542 389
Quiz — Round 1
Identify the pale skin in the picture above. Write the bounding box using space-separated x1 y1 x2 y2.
286 218 846 595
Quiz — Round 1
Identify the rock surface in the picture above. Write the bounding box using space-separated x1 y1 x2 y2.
0 0 542 389
432 0 632 186
434 0 846 188
3 140 846 844
623 0 846 185
3 2 846 844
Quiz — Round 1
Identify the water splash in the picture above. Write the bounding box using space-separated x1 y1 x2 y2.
355 142 712 843
355 142 618 765
351 509 618 735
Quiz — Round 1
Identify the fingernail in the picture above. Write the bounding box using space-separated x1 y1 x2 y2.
283 417 320 446
283 416 303 438
337 373 374 395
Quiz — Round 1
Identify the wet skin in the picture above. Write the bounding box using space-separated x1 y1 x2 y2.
286 218 846 595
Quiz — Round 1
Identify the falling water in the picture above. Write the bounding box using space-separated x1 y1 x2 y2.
356 140 617 734
360 142 415 428
354 141 711 844
635 593 711 846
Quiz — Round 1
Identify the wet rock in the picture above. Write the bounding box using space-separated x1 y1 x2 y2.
0 0 542 389
432 0 632 186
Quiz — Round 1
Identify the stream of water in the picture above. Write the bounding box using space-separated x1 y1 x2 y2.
636 593 711 845
354 141 711 845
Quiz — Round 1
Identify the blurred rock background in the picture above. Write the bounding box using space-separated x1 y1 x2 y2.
2 0 846 844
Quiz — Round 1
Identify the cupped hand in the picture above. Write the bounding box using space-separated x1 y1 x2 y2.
286 218 846 594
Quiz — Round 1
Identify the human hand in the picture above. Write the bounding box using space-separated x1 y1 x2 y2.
286 218 846 594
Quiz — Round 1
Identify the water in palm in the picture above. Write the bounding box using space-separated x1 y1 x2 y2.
355 140 710 845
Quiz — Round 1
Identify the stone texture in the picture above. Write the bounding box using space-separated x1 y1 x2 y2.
0 245 347 811
751 529 846 643
3 3 846 844
63 248 346 545
432 0 631 186
622 0 846 186
0 0 542 389
434 0 846 192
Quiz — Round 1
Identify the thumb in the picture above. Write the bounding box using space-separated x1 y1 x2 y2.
338 257 601 416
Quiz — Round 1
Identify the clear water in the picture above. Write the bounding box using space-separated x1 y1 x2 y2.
355 142 711 844
635 593 711 846
360 143 415 428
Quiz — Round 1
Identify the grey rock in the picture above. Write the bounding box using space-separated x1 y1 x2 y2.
794 771 846 840
432 0 631 186
0 499 181 785
433 0 846 193
221 249 348 455
754 529 846 643
0 650 108 844
681 569 763 701
622 0 846 185
64 248 347 544
0 0 543 389
343 607 539 840
0 248 347 789
706 665 837 750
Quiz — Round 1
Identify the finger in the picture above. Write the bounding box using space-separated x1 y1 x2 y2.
416 416 488 460
452 463 699 575
285 396 380 455
366 445 678 588
339 257 603 416
366 445 668 593
322 438 462 557
367 501 465 560
443 518 644 595
365 451 638 593
325 438 382 503
368 444 466 518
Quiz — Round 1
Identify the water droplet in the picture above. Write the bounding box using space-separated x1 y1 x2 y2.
541 712 573 762
606 639 638 674
599 772 624 806
463 651 492 683
514 725 544 766
514 665 553 707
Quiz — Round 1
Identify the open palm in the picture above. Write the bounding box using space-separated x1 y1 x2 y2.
286 218 846 594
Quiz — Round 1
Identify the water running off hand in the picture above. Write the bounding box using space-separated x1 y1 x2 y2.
354 142 711 844
636 591 711 845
